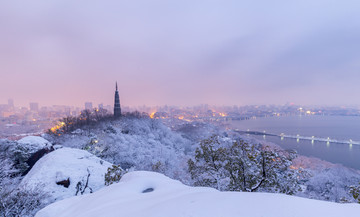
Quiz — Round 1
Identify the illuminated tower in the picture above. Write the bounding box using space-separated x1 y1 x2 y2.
114 82 121 117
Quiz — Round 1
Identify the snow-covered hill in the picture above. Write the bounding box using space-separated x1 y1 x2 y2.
47 117 192 181
36 171 360 217
44 117 360 202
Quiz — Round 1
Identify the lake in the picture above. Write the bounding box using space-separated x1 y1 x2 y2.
227 115 360 170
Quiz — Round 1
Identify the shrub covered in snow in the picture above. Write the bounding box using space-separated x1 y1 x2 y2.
0 140 18 179
350 183 360 203
0 185 48 217
104 165 127 186
0 141 49 217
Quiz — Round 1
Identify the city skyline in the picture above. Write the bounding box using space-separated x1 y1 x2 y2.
1 1 360 107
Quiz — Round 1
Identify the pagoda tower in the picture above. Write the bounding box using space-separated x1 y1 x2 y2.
114 82 121 117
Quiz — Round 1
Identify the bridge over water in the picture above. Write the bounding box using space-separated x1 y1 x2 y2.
235 130 360 147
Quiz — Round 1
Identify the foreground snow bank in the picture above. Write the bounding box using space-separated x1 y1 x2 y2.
36 171 360 217
21 147 112 203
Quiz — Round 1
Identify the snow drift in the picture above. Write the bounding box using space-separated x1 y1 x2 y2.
36 171 360 217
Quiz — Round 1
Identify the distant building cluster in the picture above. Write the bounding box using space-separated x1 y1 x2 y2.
0 82 126 139
0 99 115 139
2 83 360 140
137 104 360 125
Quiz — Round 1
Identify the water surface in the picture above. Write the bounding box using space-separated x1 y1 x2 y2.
228 115 360 169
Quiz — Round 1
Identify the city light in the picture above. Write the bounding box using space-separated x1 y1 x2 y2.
149 111 156 119
50 121 65 133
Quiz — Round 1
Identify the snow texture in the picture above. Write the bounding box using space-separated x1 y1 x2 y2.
20 147 112 203
17 136 52 151
48 118 192 182
293 156 360 202
36 171 360 217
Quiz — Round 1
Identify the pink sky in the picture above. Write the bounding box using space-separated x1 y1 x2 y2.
1 1 360 107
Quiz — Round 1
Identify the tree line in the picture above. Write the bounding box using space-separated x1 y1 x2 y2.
48 108 149 135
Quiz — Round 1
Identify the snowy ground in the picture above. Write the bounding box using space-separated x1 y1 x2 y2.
36 171 360 217
43 118 360 202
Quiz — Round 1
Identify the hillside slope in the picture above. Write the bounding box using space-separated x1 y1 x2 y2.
47 117 192 181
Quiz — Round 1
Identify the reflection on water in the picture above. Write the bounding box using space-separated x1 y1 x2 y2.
229 116 360 170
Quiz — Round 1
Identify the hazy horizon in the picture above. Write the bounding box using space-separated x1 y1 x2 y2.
2 97 359 110
1 1 360 108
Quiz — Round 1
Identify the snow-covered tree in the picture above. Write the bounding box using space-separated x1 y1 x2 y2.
0 150 48 217
47 116 192 182
187 135 229 190
0 185 48 217
188 136 300 194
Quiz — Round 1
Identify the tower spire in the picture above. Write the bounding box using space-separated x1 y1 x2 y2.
114 82 121 117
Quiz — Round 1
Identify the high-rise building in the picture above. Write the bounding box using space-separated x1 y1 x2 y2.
85 102 93 110
29 102 39 112
114 82 121 117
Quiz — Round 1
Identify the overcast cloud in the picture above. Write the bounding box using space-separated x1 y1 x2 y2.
1 0 360 107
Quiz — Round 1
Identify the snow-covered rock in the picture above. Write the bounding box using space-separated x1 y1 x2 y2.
10 136 54 175
17 136 52 150
36 171 360 217
20 147 112 203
